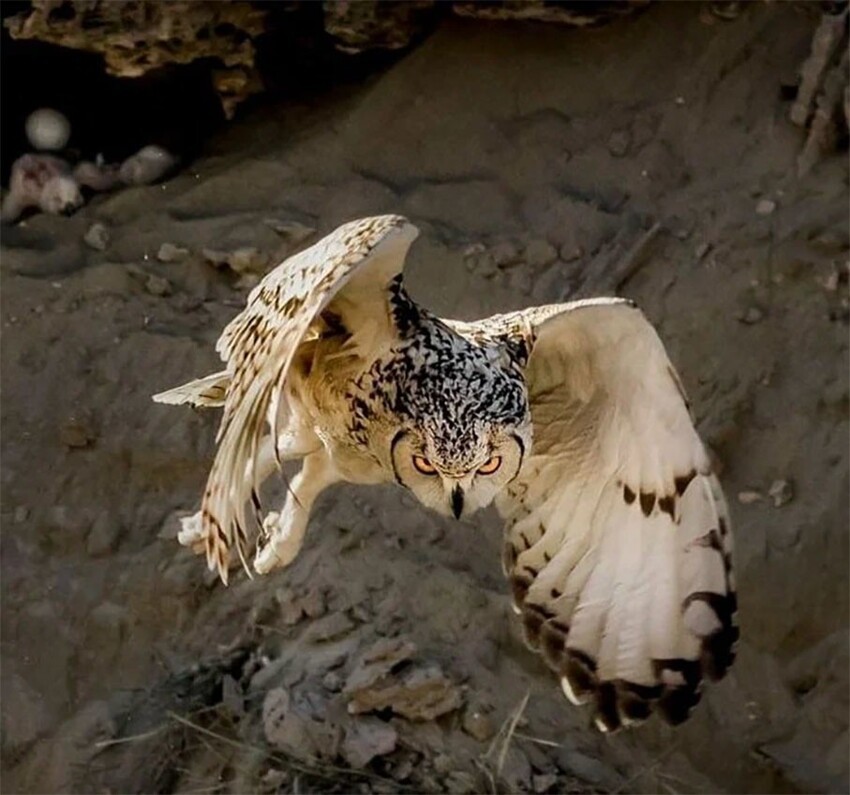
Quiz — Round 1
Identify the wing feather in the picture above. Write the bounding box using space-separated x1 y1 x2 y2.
498 298 737 730
179 215 418 583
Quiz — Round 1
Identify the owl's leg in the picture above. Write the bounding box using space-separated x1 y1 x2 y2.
253 450 338 575
177 428 319 551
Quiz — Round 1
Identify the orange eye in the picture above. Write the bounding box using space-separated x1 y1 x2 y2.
413 455 438 475
478 456 502 475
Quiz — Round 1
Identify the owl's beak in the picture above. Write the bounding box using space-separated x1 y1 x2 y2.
450 484 464 519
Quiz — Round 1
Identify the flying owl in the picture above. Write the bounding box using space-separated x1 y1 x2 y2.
154 215 737 732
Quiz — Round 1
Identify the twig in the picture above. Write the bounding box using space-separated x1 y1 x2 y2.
93 725 167 749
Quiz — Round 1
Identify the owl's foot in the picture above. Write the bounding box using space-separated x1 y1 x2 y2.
177 511 206 554
253 511 303 575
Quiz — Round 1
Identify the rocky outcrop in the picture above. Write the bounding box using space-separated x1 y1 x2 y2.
5 1 269 117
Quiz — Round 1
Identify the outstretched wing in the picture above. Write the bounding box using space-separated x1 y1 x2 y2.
198 214 418 583
496 298 737 732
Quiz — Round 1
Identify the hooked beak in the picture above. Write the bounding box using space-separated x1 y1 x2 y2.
451 484 464 520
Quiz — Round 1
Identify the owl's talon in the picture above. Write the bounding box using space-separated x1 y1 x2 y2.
177 511 205 553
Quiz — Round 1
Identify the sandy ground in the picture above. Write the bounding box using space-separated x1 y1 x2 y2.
1 4 848 793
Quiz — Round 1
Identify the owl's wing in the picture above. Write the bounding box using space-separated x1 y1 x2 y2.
497 297 737 732
198 214 418 583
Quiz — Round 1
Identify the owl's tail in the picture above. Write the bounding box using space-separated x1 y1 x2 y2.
152 371 230 408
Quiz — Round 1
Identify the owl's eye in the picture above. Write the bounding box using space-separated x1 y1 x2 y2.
478 456 502 475
413 455 438 475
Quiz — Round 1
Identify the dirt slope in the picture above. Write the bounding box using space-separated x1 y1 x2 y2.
2 3 847 793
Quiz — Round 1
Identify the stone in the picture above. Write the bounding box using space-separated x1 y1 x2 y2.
607 129 631 157
755 199 776 216
5 2 269 117
533 772 559 793
461 709 494 741
341 717 397 768
263 219 316 245
739 306 764 325
87 512 121 556
523 239 558 269
202 246 269 275
59 417 96 448
491 241 522 268
13 505 29 523
302 611 356 643
262 688 337 761
144 273 172 296
737 490 764 505
83 222 110 251
768 479 794 508
156 242 190 262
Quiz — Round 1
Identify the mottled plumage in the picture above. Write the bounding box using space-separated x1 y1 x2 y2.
154 215 738 732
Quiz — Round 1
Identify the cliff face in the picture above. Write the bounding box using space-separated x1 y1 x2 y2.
1 3 848 794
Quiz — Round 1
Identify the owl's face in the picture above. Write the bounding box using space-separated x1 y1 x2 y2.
390 421 530 519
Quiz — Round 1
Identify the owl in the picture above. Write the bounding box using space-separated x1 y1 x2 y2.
154 215 737 732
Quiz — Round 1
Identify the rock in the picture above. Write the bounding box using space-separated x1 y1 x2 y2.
202 246 269 275
737 490 764 505
13 505 29 524
558 243 583 262
87 512 121 556
755 199 776 216
302 611 356 643
607 129 631 157
461 708 495 741
144 273 172 296
6 2 269 118
262 688 338 761
524 239 558 269
790 10 849 128
695 241 712 260
341 717 397 768
533 772 559 793
345 637 417 692
59 417 96 449
322 671 343 692
119 145 178 186
83 222 110 251
738 306 764 325
471 252 497 278
500 746 532 792
768 479 794 508
491 241 521 268
346 662 462 721
323 0 435 53
453 1 649 26
263 219 317 245
157 242 190 263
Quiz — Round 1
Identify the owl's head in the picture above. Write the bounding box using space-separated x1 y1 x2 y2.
390 417 531 520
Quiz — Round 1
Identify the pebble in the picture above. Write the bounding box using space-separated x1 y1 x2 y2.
491 241 522 269
737 490 764 505
83 222 110 251
607 129 631 157
461 709 495 741
341 717 397 769
87 512 121 556
263 219 316 244
59 418 96 449
13 506 29 524
559 243 583 262
768 479 794 508
524 239 558 269
533 773 559 793
322 671 343 692
144 274 172 296
157 242 190 263
739 306 764 325
755 199 776 216
696 242 712 260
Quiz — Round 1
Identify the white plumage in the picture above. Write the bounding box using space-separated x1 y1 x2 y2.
154 215 738 731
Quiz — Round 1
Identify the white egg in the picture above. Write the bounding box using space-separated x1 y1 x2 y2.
25 108 71 151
